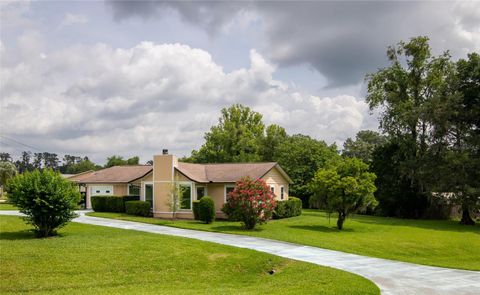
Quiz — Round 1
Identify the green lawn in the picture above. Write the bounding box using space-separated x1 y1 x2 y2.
0 216 378 294
88 210 480 270
0 203 17 210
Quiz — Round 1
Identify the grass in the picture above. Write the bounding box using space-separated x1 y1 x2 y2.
0 216 379 294
0 203 17 210
88 209 480 271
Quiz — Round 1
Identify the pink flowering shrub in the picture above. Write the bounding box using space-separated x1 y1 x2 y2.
221 176 277 229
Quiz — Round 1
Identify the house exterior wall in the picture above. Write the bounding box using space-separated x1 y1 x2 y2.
85 183 128 209
203 183 233 219
113 184 128 196
262 167 290 201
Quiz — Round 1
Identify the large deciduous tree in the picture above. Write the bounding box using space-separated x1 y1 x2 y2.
260 124 288 162
366 36 456 217
105 155 140 168
274 134 340 205
65 158 100 174
342 130 386 163
310 158 377 230
367 37 479 223
190 104 265 163
370 140 428 217
429 53 480 224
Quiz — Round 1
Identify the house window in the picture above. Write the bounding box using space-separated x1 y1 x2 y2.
225 185 235 201
128 184 140 196
96 190 100 193
180 184 192 210
105 190 110 193
270 185 275 194
196 186 205 200
144 184 153 208
280 186 285 200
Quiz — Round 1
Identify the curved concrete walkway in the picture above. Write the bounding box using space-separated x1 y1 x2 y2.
2 211 479 295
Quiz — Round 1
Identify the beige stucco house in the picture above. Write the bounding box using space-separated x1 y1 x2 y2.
69 152 293 219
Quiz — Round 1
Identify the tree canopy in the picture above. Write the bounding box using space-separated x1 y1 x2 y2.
342 130 386 163
274 134 339 204
189 104 265 163
105 155 140 168
367 36 480 223
0 161 17 190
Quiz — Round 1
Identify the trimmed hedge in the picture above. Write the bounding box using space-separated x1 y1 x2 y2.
193 200 201 220
198 196 215 224
91 195 140 213
273 197 303 219
125 201 151 217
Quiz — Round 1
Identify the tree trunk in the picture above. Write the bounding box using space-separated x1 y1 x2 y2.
460 206 475 225
337 212 346 230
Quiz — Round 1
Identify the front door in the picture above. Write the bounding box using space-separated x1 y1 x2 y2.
145 184 153 209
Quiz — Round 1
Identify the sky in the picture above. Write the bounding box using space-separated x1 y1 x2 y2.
1 0 479 164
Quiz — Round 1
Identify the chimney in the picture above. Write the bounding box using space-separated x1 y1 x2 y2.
162 149 168 155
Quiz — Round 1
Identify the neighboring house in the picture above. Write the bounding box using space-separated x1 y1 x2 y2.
68 151 292 219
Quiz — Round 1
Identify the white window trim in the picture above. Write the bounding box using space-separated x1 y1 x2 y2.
224 184 235 202
178 181 193 211
280 185 285 200
128 183 140 196
195 184 207 201
269 185 275 194
143 182 154 209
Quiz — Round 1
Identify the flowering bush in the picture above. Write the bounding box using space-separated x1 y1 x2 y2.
222 176 277 229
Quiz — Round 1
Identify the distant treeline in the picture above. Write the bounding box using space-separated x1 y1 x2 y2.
0 152 144 174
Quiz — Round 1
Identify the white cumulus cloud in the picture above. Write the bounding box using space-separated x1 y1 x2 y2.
1 39 374 163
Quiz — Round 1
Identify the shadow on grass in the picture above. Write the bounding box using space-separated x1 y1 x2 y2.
289 225 354 233
0 229 68 240
0 230 35 240
304 209 480 234
351 216 480 233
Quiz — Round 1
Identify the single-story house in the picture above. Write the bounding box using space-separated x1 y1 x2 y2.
68 151 293 219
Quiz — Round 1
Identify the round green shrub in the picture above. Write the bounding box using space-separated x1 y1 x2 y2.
91 196 124 212
7 169 81 238
198 196 215 224
125 201 151 217
192 200 201 220
273 197 303 219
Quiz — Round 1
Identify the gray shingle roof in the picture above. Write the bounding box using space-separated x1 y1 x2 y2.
68 165 152 183
177 162 292 183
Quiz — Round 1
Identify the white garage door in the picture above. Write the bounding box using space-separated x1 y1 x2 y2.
90 186 114 196
87 185 114 209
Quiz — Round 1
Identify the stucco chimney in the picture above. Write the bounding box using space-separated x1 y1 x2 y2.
152 153 177 215
153 153 177 182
